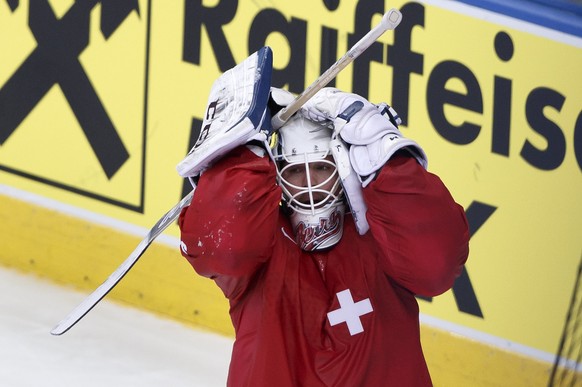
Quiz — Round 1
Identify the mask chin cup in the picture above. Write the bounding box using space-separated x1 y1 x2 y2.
289 202 345 251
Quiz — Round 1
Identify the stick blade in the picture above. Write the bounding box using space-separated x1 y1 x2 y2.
50 191 194 336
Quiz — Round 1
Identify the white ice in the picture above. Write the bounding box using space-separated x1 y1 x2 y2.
0 267 233 387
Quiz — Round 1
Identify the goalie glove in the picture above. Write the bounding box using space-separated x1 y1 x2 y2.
176 47 273 178
303 88 428 187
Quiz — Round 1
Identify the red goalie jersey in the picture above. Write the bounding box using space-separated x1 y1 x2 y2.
179 146 469 386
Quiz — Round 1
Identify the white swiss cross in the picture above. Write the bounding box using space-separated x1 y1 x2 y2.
327 289 373 336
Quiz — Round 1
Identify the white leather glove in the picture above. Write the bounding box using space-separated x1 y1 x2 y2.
303 88 427 187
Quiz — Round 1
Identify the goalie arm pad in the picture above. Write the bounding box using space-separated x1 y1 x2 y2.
304 88 428 187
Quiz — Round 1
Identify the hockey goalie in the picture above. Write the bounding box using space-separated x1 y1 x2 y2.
176 47 469 386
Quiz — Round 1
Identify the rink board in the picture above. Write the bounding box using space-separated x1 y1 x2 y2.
1 0 581 385
0 188 555 386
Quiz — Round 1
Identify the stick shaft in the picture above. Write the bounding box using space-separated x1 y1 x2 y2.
271 8 402 129
50 190 194 335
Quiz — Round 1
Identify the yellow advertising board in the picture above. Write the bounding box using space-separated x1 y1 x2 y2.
1 0 581 382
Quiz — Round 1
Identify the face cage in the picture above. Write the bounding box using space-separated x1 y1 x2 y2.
275 150 344 216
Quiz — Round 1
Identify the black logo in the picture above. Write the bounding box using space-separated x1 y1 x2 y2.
0 0 146 211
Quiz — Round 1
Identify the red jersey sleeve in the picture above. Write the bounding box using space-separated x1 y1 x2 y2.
178 146 282 300
364 154 470 297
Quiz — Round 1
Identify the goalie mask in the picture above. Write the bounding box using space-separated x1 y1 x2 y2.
271 112 345 251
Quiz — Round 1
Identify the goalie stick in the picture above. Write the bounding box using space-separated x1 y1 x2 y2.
50 191 194 335
50 7 403 336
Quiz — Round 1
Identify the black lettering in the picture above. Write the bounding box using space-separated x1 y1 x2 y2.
183 0 237 71
521 87 566 170
248 9 307 93
320 0 340 82
206 100 218 120
6 0 18 11
194 101 217 149
492 76 512 156
387 2 424 126
320 26 338 87
452 201 497 318
196 124 211 147
492 32 514 156
494 31 514 62
452 268 482 317
417 201 495 318
427 60 483 144
322 0 340 11
350 0 385 99
575 111 582 171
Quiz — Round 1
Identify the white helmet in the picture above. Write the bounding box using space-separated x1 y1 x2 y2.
271 111 345 251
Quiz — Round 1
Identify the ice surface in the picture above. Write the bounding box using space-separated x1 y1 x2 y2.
0 267 232 387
